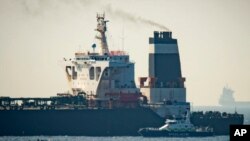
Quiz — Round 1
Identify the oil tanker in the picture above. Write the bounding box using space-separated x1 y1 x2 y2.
0 14 243 136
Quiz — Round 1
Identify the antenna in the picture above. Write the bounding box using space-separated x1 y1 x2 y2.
190 102 193 112
120 22 126 51
234 107 237 114
78 45 83 53
122 26 125 51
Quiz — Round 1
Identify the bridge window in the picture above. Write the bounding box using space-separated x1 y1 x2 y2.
89 67 94 80
96 67 101 81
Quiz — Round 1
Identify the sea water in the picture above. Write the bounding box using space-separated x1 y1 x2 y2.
0 136 229 141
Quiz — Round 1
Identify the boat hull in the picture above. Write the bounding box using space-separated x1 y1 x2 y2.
190 112 244 135
138 128 214 137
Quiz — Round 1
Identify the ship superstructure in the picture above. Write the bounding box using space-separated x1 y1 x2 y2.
64 14 140 108
219 86 250 107
219 86 235 106
139 31 190 118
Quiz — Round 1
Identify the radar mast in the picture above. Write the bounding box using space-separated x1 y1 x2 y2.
95 13 109 55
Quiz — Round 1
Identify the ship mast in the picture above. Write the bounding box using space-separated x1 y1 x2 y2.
95 13 109 55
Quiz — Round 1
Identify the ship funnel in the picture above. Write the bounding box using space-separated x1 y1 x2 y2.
95 13 109 55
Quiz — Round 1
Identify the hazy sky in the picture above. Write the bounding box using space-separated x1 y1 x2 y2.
0 0 250 106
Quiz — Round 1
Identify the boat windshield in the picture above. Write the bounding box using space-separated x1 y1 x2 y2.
159 124 169 130
168 121 177 124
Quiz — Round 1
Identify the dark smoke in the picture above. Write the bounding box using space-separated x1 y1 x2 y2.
17 0 169 30
105 5 169 31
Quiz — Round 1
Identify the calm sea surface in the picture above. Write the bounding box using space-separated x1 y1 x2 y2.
0 106 248 141
0 136 229 141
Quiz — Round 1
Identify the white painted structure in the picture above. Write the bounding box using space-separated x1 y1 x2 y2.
62 14 139 101
140 88 186 103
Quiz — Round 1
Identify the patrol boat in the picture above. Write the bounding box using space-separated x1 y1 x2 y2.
138 113 214 137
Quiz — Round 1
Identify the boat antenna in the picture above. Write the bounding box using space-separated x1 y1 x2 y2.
120 24 126 51
234 106 237 114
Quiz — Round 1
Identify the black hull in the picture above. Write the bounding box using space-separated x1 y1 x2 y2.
190 112 244 135
0 108 164 136
0 108 244 136
138 129 214 137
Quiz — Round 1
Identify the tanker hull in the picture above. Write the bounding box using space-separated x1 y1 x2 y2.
0 108 164 136
0 108 243 136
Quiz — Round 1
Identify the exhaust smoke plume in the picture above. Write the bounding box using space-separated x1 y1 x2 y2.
16 0 169 31
105 5 169 31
